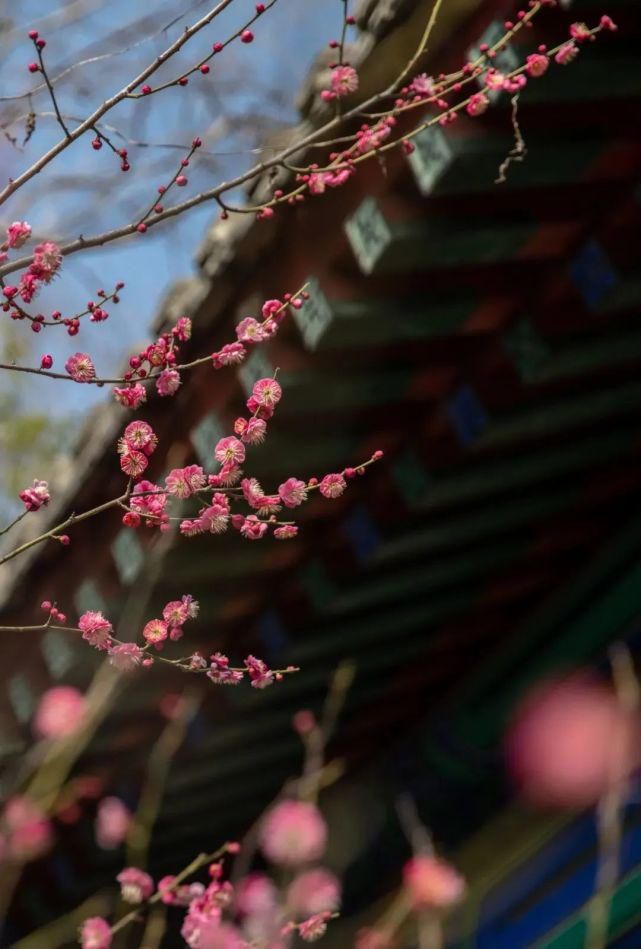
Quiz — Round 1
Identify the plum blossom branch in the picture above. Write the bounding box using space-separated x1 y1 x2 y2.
1 281 123 337
108 841 238 937
0 2 514 272
0 490 131 566
126 0 277 100
0 283 307 382
0 7 616 281
1 337 384 564
0 509 29 538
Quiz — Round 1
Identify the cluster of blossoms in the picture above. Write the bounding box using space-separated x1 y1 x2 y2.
1 242 122 335
216 295 301 360
0 763 125 874
110 293 304 408
77 595 197 661
195 652 293 689
0 796 52 865
80 799 339 948
110 373 382 542
74 596 296 687
112 314 192 405
116 419 159 479
285 12 618 201
142 594 199 647
1 223 62 305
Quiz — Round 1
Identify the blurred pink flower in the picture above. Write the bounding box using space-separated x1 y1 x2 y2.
287 868 341 916
403 855 466 910
96 796 131 849
79 916 111 948
235 873 279 916
505 674 641 807
33 686 86 739
259 800 327 867
4 795 52 861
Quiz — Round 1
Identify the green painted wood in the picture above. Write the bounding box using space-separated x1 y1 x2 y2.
286 586 478 666
280 585 477 672
277 366 413 414
300 558 339 613
255 622 472 709
326 540 524 617
344 197 535 275
456 523 641 747
159 735 301 817
504 318 551 383
536 863 641 948
407 124 455 195
166 709 299 787
424 743 484 784
522 56 641 105
538 328 641 382
73 577 107 616
165 542 265 582
305 293 476 351
392 449 432 507
40 629 76 680
477 380 641 449
417 428 634 512
598 275 641 314
8 673 36 724
249 431 358 479
410 128 603 198
374 488 576 566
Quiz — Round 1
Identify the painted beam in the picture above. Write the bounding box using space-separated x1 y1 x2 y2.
408 126 605 199
476 379 641 450
414 428 634 513
344 197 545 276
293 276 477 352
456 525 641 747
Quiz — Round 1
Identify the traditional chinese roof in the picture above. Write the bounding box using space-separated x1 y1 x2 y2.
2 0 641 944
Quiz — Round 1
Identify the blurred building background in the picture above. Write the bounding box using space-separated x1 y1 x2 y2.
1 0 641 945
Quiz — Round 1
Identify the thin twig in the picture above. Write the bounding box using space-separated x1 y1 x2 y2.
34 43 71 138
0 2 552 270
0 0 239 207
495 94 527 184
